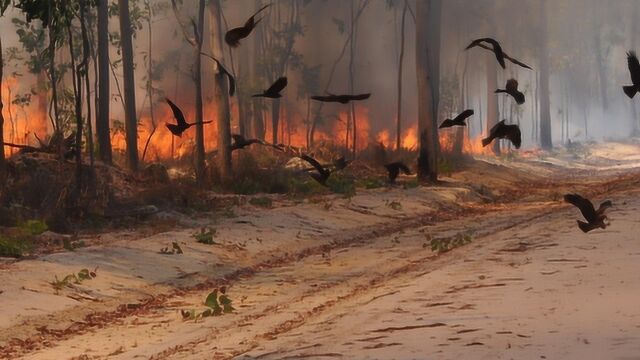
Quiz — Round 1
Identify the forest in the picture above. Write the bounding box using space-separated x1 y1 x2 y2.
1 1 640 359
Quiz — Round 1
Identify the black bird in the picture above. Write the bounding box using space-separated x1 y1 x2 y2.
311 93 371 104
231 134 263 151
465 37 506 69
253 77 288 98
482 120 522 149
299 154 332 186
385 162 412 183
200 53 236 96
165 98 212 137
439 109 474 129
564 194 612 233
225 4 270 48
623 51 640 98
332 156 352 171
475 43 532 70
495 79 525 105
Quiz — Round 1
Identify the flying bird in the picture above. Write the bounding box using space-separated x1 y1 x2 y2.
465 37 506 69
230 134 263 151
164 98 212 137
311 93 371 104
439 109 474 129
385 162 412 183
253 77 288 98
299 154 332 186
482 120 522 149
495 79 525 105
200 53 236 96
332 156 352 171
475 43 532 70
564 194 612 233
623 51 640 98
225 4 270 48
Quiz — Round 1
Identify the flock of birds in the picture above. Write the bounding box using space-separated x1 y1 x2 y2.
158 6 619 234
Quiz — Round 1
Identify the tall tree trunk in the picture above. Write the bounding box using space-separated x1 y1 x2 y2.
349 0 358 157
118 0 139 170
80 0 94 166
0 36 5 184
538 0 552 150
252 0 265 140
271 99 280 145
396 0 408 151
415 0 441 182
594 33 608 112
237 38 250 137
97 0 112 163
210 0 232 181
67 19 83 192
486 52 500 155
141 0 157 163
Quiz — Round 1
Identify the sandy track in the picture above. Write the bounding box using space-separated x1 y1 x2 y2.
1 157 639 359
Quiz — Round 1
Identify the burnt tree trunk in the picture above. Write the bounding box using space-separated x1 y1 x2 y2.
118 0 139 170
396 0 408 151
210 0 232 181
415 0 441 182
97 0 112 163
539 0 553 150
486 51 500 154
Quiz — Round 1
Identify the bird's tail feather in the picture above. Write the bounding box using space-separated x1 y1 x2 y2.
577 220 597 233
481 137 492 147
623 85 637 99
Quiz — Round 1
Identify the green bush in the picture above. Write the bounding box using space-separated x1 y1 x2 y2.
18 219 48 236
0 235 31 258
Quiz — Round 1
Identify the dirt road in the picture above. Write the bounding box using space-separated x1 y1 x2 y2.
1 154 639 359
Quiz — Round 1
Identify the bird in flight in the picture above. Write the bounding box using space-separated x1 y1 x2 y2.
225 4 270 48
439 109 474 129
230 134 263 151
385 162 412 183
200 53 236 97
253 77 288 98
299 153 332 186
495 79 525 105
311 93 371 104
164 98 212 137
466 37 531 70
623 51 640 99
466 37 506 69
564 194 612 233
482 120 522 149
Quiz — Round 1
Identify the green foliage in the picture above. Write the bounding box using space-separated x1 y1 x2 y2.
18 219 48 235
0 234 31 257
249 197 273 208
430 233 473 254
160 241 183 254
182 288 234 321
63 238 86 251
50 268 97 293
326 174 356 197
193 228 216 245
437 157 455 177
357 176 386 189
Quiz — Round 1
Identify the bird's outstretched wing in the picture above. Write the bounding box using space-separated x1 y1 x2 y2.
310 95 334 102
439 119 455 129
231 134 245 145
201 53 236 96
453 109 474 122
506 125 522 149
597 200 613 214
488 119 506 136
165 98 187 126
300 154 325 174
628 51 640 86
564 194 598 223
266 77 288 94
347 93 371 101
